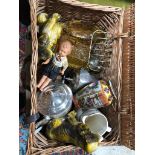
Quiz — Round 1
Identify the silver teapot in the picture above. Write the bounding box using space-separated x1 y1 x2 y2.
36 83 73 129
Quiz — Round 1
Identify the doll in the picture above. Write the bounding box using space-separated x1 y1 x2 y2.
37 40 73 91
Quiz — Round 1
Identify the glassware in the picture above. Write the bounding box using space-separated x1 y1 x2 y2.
37 83 73 118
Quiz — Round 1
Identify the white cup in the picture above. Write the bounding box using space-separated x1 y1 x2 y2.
77 108 111 142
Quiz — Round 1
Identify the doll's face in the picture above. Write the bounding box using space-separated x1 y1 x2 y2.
59 41 72 57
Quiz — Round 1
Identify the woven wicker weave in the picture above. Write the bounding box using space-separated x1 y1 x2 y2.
27 0 135 154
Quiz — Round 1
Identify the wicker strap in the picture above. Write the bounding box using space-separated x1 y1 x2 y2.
114 32 129 39
117 9 124 144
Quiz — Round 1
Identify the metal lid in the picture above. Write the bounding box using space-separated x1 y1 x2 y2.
37 83 73 118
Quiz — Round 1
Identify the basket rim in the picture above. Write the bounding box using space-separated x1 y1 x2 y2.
56 0 122 12
36 0 123 13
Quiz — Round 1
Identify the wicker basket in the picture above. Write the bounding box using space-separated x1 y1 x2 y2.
27 0 135 154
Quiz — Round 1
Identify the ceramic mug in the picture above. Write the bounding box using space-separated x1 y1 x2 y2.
77 108 111 142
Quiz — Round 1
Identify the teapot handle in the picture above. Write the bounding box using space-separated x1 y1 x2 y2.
36 116 51 129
